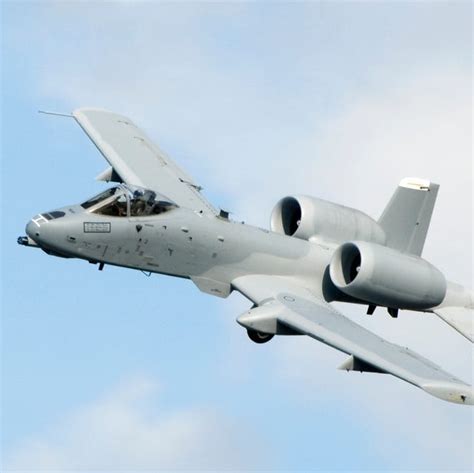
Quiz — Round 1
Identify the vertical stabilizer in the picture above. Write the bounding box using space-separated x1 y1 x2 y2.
378 177 439 256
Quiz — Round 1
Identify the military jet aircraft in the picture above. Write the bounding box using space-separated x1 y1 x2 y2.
19 108 473 405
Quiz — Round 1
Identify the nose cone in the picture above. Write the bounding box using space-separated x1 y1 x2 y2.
26 220 39 242
25 215 55 248
24 213 71 257
22 210 73 254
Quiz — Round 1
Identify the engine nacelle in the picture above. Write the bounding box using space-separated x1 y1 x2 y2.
329 241 447 310
271 195 386 245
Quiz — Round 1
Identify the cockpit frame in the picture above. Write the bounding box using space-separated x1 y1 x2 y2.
81 185 176 218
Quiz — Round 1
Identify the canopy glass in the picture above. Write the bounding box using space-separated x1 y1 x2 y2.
81 186 175 217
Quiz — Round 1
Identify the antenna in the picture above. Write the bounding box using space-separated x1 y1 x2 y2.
38 110 73 118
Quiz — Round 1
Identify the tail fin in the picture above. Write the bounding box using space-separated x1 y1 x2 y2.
378 177 439 256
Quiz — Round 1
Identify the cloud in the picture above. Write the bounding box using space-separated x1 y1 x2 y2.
270 332 473 470
274 67 472 470
13 5 471 238
41 14 473 470
4 374 266 471
32 11 472 264
217 65 473 470
4 3 472 470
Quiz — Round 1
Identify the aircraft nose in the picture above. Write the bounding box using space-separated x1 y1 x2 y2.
26 220 40 242
19 219 43 248
21 210 72 251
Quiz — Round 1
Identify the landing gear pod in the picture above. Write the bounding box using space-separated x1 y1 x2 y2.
247 329 274 344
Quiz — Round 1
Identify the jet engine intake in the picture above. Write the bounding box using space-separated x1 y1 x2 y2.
271 196 386 245
329 241 447 310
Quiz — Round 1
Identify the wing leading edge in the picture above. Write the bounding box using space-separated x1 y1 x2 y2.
233 275 473 405
73 108 217 215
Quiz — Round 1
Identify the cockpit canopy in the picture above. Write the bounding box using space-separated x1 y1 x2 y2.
81 186 176 217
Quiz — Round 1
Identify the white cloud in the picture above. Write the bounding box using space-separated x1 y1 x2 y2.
270 331 473 470
25 6 472 255
36 26 472 276
4 374 266 471
6 3 472 470
217 66 473 470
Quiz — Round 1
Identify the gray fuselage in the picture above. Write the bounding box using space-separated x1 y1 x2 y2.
26 205 336 299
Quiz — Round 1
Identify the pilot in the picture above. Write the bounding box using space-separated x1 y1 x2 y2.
131 198 146 216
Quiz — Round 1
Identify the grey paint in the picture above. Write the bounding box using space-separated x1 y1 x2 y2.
271 195 386 245
19 108 474 405
378 184 439 256
329 241 447 309
434 304 474 342
73 108 217 215
233 276 472 405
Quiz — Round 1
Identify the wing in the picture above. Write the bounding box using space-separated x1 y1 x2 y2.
73 108 217 215
233 275 473 405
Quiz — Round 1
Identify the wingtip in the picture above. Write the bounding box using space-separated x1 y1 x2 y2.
422 382 473 405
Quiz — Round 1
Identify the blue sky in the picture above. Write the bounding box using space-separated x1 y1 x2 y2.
1 1 472 471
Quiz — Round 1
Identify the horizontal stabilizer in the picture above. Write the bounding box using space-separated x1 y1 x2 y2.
434 307 473 342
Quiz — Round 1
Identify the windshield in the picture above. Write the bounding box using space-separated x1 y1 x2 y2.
96 191 128 216
81 187 120 209
81 186 175 217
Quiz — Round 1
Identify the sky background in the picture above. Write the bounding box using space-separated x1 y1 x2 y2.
1 1 473 472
